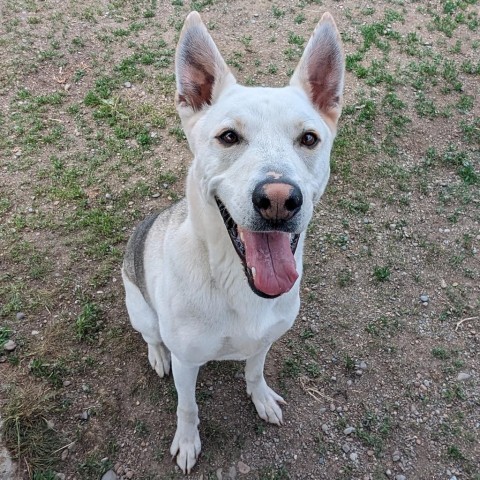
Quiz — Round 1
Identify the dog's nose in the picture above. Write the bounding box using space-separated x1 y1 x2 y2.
252 180 303 222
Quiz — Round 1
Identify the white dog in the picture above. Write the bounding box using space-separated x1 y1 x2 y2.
122 11 344 473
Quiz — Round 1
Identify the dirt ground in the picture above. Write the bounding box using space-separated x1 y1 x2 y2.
0 0 479 479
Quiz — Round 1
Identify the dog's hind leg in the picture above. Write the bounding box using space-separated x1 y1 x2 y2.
245 347 286 425
122 271 171 377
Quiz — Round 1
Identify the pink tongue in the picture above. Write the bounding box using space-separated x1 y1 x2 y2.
240 228 298 297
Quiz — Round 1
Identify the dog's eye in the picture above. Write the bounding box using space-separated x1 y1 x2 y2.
218 130 239 145
301 132 319 148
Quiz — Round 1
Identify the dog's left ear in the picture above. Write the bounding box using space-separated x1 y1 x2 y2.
290 12 345 127
175 12 236 114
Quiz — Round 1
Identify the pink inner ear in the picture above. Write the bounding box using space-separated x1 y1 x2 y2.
307 43 342 113
179 60 215 110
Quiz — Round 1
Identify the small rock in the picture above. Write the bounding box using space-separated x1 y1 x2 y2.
4 340 16 351
55 474 66 480
125 471 134 479
441 279 447 288
395 476 406 480
450 476 458 480
349 452 358 462
228 466 237 479
420 294 429 303
79 411 89 420
355 369 363 376
367 450 374 456
321 424 329 433
237 461 250 474
392 450 401 462
101 471 118 480
344 427 355 435
359 361 367 370
63 380 71 387
16 312 25 320
152 193 160 198
105 193 112 199
342 443 351 453
61 449 69 461
124 82 132 88
0 356 6 363
32 330 40 335
216 468 223 480
457 372 471 381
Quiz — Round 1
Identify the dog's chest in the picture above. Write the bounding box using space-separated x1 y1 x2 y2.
167 295 298 363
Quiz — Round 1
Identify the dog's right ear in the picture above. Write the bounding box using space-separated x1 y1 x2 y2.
175 12 236 114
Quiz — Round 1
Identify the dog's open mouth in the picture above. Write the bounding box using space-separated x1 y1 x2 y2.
216 197 300 298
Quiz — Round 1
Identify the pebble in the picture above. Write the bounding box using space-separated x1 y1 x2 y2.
55 474 66 480
61 449 69 461
420 294 429 302
359 361 367 370
216 468 223 480
4 340 16 351
395 476 406 480
16 312 25 320
63 380 71 387
344 427 355 435
105 193 112 199
101 471 118 480
342 443 351 453
392 450 401 461
228 466 237 479
32 330 40 336
79 411 89 420
355 369 363 376
457 372 471 381
152 193 160 198
124 82 132 88
367 450 374 456
441 279 447 288
237 461 250 474
321 424 329 433
349 452 358 462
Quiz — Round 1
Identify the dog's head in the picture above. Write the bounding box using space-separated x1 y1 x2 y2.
175 12 344 299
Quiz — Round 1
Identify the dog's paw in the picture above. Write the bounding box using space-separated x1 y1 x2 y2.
249 382 286 425
170 425 201 474
147 343 171 377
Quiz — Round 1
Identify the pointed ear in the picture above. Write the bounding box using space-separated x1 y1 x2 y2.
175 12 236 113
290 12 345 127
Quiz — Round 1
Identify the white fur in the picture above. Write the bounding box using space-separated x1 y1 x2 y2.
122 11 344 474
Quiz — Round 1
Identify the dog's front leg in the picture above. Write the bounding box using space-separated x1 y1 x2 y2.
245 348 286 425
170 355 201 474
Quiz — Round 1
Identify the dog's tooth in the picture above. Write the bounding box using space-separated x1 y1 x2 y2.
239 231 245 242
251 267 256 278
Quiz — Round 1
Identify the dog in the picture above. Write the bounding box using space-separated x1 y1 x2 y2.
122 11 344 473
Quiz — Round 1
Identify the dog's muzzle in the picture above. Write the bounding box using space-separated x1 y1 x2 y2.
215 197 300 298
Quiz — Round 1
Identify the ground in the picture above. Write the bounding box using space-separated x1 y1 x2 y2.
0 0 479 479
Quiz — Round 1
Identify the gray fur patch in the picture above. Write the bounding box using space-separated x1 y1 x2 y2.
123 212 160 303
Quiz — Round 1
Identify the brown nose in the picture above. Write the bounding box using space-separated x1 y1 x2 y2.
252 180 303 222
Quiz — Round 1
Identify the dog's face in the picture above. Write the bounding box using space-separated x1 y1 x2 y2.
175 12 344 298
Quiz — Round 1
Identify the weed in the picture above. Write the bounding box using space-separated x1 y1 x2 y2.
373 266 391 282
258 466 290 479
0 326 12 347
78 454 112 479
30 358 68 388
75 301 103 341
272 6 285 18
431 347 450 360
